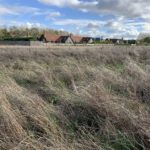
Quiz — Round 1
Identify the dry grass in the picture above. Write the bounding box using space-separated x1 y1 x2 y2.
0 45 150 150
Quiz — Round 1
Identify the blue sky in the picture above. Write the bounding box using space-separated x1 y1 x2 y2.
0 0 150 39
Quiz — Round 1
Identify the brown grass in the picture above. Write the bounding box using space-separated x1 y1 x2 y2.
0 45 150 150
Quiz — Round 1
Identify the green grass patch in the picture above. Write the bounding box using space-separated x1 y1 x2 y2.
106 63 125 72
0 71 5 84
37 88 60 105
102 131 144 150
14 78 38 87
106 84 129 98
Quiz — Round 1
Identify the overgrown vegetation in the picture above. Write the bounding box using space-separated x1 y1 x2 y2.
94 40 113 44
138 33 150 45
140 37 150 44
0 27 69 41
0 46 150 149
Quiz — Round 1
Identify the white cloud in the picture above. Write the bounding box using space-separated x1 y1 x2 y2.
37 0 150 39
38 0 98 8
0 6 18 15
33 9 61 18
105 21 123 31
80 9 88 13
0 19 46 29
0 5 40 16
38 0 80 7
86 23 100 29
25 22 43 29
52 17 142 39
53 18 105 27
47 11 61 18
0 4 62 22
143 23 150 32
38 0 150 20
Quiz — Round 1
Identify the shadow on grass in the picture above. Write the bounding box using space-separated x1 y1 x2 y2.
14 77 60 105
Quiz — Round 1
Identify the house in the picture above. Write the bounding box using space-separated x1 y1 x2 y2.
81 37 94 44
39 32 94 44
105 38 124 44
39 32 74 44
39 32 59 43
57 36 74 44
71 36 83 44
71 35 93 44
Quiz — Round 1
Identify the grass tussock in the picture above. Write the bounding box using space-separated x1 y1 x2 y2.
0 46 150 150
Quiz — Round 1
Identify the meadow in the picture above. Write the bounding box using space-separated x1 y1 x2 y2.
0 45 150 150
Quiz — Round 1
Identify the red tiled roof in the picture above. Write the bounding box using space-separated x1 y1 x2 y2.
71 35 83 43
81 37 92 42
44 32 60 42
42 32 92 43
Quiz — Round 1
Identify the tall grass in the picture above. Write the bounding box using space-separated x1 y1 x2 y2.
0 46 150 150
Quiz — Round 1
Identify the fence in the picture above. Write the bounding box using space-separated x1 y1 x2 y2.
0 41 115 47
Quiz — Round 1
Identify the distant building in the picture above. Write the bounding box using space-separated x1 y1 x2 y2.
57 36 74 44
105 38 124 44
39 32 93 44
39 32 74 44
71 35 93 44
81 37 94 44
70 36 83 44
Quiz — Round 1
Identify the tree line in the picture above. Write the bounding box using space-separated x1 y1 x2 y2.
0 27 69 41
0 26 149 44
138 33 150 44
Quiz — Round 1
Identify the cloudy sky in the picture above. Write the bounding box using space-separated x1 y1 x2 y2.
0 0 150 39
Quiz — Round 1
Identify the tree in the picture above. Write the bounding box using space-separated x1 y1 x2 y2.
142 37 150 43
0 26 69 41
0 28 11 40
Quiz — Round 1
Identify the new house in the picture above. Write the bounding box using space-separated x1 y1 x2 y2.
39 32 93 44
105 38 124 44
81 37 94 44
70 36 83 44
39 32 74 44
71 35 93 44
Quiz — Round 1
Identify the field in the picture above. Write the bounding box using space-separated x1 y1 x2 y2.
0 45 150 150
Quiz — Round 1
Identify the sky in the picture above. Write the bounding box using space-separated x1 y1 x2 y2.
0 0 150 39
